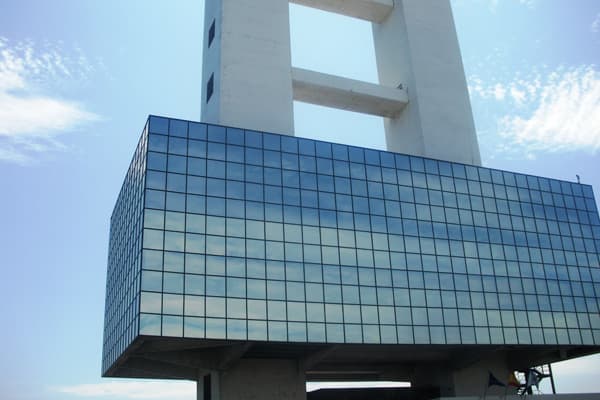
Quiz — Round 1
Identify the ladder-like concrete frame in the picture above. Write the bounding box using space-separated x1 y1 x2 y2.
201 0 481 165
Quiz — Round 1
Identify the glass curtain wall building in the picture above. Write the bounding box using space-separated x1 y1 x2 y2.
103 115 600 381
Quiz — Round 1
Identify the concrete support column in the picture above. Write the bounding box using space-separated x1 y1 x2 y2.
201 0 295 135
452 357 516 397
411 355 516 397
198 359 305 400
372 0 482 165
197 371 220 400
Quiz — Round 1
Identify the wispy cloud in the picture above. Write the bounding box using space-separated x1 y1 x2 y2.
492 83 506 101
592 13 600 33
468 73 542 106
469 65 600 158
517 0 537 8
498 66 600 154
0 37 100 164
55 381 195 399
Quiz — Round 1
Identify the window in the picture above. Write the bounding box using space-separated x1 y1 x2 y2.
206 74 214 103
208 20 216 47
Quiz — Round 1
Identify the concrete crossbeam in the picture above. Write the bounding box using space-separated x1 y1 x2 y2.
290 0 394 23
292 67 407 118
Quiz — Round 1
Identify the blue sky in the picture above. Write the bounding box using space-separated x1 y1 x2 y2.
0 1 599 399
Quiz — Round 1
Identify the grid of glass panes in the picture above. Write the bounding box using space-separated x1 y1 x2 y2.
102 126 146 374
137 115 600 346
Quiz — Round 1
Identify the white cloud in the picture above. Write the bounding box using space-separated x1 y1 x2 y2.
308 381 410 392
493 83 506 100
0 38 99 164
468 73 542 105
59 380 412 399
550 354 600 393
468 65 600 157
510 85 527 105
487 0 499 11
55 381 195 399
592 13 600 33
498 66 600 154
518 0 537 8
0 94 97 137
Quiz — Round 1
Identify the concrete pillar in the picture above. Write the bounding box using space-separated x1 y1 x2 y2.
198 359 306 400
453 357 516 397
372 0 482 165
201 0 295 135
197 371 220 400
412 355 517 397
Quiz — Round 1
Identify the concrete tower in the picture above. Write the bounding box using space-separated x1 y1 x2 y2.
102 2 600 400
201 0 482 166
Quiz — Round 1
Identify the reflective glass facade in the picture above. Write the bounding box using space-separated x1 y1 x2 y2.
103 115 600 374
103 128 146 374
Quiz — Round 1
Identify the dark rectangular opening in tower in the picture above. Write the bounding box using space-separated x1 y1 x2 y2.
206 74 214 103
208 20 216 47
